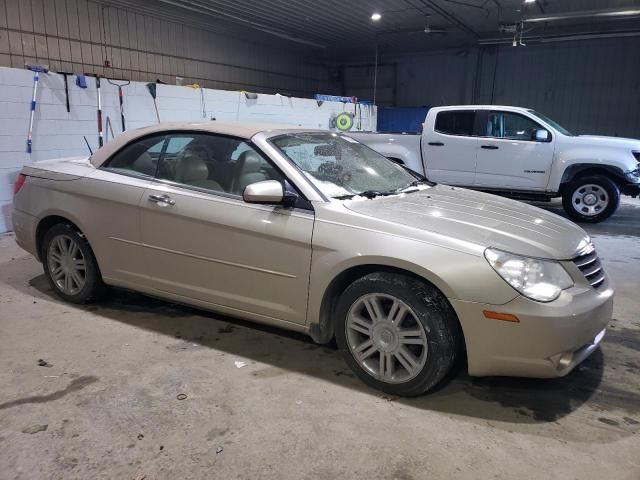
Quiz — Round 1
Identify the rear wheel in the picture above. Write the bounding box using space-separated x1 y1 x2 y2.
562 175 620 223
335 272 461 396
42 223 107 303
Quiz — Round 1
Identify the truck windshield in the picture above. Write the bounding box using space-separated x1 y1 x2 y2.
271 132 429 199
528 110 574 136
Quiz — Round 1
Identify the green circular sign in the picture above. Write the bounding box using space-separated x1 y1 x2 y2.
335 113 354 131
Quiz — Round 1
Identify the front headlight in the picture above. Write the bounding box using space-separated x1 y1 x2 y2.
484 248 574 302
625 167 640 182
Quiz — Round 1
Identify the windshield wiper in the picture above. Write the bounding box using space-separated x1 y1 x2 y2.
396 179 432 192
333 190 396 200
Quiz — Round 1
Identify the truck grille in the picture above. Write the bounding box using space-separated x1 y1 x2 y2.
572 248 605 289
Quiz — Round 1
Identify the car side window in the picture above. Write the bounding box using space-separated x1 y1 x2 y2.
434 111 476 136
155 133 283 196
486 112 542 141
102 135 166 178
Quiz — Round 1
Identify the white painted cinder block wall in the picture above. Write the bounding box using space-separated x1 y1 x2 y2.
0 66 377 233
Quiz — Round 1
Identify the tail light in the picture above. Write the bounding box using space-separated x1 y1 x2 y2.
13 173 26 195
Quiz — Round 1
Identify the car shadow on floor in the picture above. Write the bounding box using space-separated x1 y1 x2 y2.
21 273 633 430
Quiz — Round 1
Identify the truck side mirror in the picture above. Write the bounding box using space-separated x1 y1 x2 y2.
535 129 550 142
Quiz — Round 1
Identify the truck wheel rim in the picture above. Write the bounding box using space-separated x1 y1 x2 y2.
47 234 86 295
346 293 428 384
572 184 609 217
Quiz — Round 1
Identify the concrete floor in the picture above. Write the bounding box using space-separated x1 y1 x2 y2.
1 199 639 480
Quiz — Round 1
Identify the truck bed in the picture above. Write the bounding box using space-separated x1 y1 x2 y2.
347 132 424 175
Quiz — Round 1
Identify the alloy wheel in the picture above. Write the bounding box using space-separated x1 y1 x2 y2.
346 293 428 384
47 234 86 295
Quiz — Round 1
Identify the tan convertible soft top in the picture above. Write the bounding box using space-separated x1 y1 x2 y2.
89 121 312 168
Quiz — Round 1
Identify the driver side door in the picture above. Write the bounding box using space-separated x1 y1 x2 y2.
137 132 314 327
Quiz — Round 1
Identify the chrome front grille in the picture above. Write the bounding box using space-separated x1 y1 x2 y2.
572 249 605 289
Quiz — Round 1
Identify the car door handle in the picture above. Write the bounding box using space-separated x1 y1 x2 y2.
481 145 499 150
428 142 445 146
148 194 175 206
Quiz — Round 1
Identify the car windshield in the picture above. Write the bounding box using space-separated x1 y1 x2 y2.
271 132 429 199
528 110 574 136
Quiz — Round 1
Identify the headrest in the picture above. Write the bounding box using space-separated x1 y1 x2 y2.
132 152 156 176
179 154 209 183
238 151 263 173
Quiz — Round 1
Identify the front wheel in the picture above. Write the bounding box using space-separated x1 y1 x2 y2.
335 273 461 397
562 175 620 223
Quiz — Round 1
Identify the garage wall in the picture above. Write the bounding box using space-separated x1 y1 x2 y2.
0 0 333 97
342 63 397 106
343 36 640 138
0 66 377 233
473 37 640 138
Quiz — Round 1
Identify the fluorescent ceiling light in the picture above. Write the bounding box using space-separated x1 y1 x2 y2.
371 12 382 21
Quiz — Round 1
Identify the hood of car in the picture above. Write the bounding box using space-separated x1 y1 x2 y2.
343 185 590 260
574 135 640 151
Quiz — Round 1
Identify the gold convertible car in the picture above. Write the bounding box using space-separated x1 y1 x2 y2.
12 122 613 396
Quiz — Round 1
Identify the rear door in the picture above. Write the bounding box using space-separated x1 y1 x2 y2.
422 109 478 185
474 110 554 190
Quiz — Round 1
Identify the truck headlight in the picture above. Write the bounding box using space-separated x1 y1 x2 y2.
484 248 574 302
625 167 640 182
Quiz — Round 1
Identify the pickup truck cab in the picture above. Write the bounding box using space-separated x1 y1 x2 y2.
350 106 640 222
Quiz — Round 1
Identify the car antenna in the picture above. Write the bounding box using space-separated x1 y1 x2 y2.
83 136 93 155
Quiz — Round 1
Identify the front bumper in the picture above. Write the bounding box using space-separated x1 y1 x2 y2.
450 280 614 378
621 182 640 197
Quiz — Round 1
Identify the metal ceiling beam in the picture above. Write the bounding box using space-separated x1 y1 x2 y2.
155 0 326 47
202 0 363 42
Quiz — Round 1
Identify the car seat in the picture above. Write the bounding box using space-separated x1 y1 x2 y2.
175 148 223 192
233 151 268 194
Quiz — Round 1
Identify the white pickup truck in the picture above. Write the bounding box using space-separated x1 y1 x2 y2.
349 105 640 223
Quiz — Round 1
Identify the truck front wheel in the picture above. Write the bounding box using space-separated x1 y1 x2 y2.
562 175 620 223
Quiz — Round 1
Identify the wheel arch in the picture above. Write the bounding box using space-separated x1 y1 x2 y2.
559 164 626 192
35 214 85 261
309 263 464 350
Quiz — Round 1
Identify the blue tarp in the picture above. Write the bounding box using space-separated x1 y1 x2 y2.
377 106 430 133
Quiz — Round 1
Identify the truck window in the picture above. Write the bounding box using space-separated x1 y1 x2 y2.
434 111 476 136
486 112 542 141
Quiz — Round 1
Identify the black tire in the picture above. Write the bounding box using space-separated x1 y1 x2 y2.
335 272 461 397
41 223 108 303
562 175 620 223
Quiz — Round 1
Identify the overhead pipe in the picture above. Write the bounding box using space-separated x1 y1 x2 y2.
524 9 640 23
478 29 640 45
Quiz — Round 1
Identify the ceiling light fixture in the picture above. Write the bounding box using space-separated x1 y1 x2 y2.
524 0 535 3
371 12 382 21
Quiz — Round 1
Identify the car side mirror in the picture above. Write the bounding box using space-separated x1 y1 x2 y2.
535 129 550 142
243 180 284 204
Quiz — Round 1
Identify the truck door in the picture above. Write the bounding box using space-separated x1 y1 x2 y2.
474 110 554 190
421 109 478 185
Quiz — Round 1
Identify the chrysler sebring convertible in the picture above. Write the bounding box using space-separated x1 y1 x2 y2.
12 122 613 396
